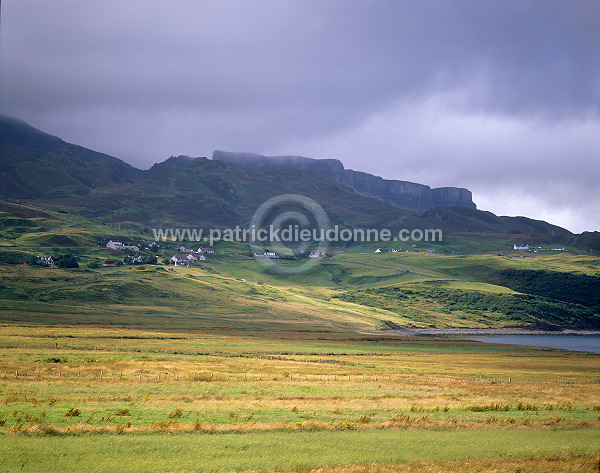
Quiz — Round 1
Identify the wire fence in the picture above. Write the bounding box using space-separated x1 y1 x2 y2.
2 369 597 386
1 343 597 386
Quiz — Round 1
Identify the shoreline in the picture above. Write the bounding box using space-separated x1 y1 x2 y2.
388 328 600 336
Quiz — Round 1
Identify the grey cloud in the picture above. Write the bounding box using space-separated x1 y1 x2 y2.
1 0 598 231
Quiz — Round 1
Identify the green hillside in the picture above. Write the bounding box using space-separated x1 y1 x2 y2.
0 115 142 198
67 155 431 229
0 115 597 332
0 114 573 235
0 199 598 331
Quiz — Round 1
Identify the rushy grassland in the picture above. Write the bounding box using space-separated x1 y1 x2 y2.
0 324 598 472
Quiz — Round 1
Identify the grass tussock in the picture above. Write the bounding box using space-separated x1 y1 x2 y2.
465 402 575 412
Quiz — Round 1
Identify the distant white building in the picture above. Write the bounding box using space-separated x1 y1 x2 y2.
106 240 124 250
175 245 195 253
35 256 55 265
374 248 382 253
514 244 529 250
106 240 139 251
308 251 326 258
188 253 206 261
170 255 189 267
551 246 565 251
255 252 279 258
197 247 215 254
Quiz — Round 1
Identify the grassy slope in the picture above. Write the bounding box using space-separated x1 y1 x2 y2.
1 201 599 472
3 255 598 331
1 200 599 330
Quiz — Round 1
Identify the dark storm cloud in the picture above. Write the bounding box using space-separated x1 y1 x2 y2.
0 0 599 231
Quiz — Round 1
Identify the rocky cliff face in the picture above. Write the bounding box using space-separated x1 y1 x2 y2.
213 150 476 212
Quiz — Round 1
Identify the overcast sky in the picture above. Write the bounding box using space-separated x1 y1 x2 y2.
1 1 599 233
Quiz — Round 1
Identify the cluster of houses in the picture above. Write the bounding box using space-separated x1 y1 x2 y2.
170 253 206 267
252 250 326 259
105 240 216 267
173 245 215 254
169 246 215 267
513 244 565 251
35 256 55 266
102 239 333 268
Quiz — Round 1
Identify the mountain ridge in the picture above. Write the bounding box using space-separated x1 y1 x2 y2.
0 115 572 235
213 150 476 212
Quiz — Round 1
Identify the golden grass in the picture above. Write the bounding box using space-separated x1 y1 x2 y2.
255 454 600 473
12 416 600 436
0 324 598 437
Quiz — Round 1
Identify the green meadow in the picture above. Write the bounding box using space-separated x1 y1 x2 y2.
0 202 599 472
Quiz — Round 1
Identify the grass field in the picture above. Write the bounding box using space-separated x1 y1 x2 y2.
1 429 598 473
1 203 599 471
0 324 598 472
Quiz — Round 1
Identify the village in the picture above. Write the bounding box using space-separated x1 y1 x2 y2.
26 238 331 269
27 238 569 270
